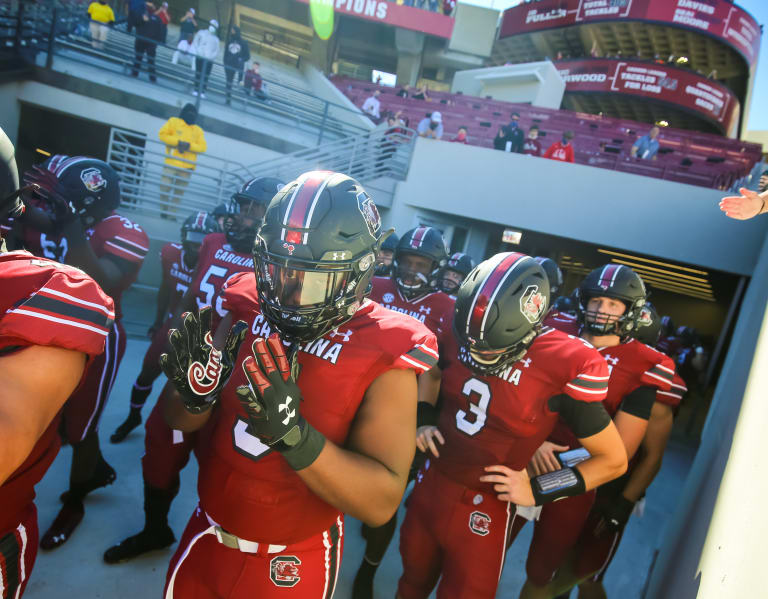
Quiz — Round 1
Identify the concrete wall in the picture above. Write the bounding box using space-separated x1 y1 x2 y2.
386 137 768 276
300 64 374 132
451 62 566 109
448 3 500 58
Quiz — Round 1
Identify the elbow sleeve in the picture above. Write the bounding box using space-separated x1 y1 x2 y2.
548 394 611 439
619 386 656 420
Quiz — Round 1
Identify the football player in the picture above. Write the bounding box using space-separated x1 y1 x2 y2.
559 303 688 599
159 171 438 597
396 252 628 599
103 176 283 563
355 226 455 596
374 230 398 276
517 265 675 599
0 128 114 598
110 211 220 443
16 156 150 550
436 252 475 295
534 256 563 299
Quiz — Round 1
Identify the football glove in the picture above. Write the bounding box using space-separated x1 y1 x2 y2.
237 334 325 470
160 306 248 414
23 166 78 227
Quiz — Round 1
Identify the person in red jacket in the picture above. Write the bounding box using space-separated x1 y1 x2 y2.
544 130 575 163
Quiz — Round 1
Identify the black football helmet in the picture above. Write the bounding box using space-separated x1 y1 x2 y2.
552 295 576 314
225 176 285 253
374 231 399 276
534 257 563 296
576 264 646 337
254 170 382 344
0 126 24 227
29 155 121 227
393 226 448 299
438 252 475 294
453 252 549 376
181 211 219 267
660 315 675 337
633 303 661 346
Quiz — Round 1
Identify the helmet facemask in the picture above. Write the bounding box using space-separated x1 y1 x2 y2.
394 251 438 299
577 292 637 337
456 326 539 377
439 269 464 294
225 197 264 253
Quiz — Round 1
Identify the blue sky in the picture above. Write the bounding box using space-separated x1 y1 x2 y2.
465 0 768 131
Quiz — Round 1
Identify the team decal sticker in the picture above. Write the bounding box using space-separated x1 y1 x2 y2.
80 167 107 192
469 510 491 536
356 190 381 238
270 555 302 587
382 292 394 303
520 284 546 324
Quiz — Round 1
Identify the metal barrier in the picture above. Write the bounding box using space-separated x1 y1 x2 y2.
1 3 370 145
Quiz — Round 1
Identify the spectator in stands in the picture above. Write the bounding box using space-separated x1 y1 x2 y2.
503 111 525 153
396 86 409 98
132 5 164 83
87 0 115 50
493 125 508 151
631 126 661 160
543 130 575 163
443 0 456 15
158 104 207 219
362 90 382 122
172 33 196 69
760 171 768 193
224 25 250 106
179 8 197 41
191 19 220 98
154 2 170 43
450 126 469 144
244 61 268 101
412 83 431 101
523 125 543 157
417 111 444 140
720 187 768 220
126 0 146 34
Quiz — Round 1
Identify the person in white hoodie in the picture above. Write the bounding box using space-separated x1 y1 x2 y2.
191 19 219 98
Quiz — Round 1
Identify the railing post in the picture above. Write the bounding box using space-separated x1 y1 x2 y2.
45 6 57 68
14 0 25 52
317 102 329 146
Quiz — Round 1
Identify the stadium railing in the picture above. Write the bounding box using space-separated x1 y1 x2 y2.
1 2 370 145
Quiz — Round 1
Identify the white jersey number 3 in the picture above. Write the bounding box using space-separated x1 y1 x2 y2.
456 378 491 436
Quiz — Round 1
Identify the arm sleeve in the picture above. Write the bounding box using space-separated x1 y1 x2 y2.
618 385 656 420
641 353 675 392
158 118 179 146
562 352 610 403
567 146 575 162
189 127 207 154
392 333 439 373
548 394 611 439
656 373 687 408
543 144 554 159
102 227 149 265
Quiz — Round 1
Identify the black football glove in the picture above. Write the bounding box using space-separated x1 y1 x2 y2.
237 334 325 470
160 306 248 414
594 494 635 535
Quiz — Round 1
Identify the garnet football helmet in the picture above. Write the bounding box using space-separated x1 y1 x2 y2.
576 264 646 336
181 210 219 266
438 252 475 294
453 252 549 376
225 176 285 253
26 155 121 227
374 231 399 276
0 126 24 225
393 226 448 299
534 256 563 296
633 302 661 346
254 170 382 344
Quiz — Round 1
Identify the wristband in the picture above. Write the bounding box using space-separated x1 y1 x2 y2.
417 402 438 428
530 466 586 505
278 418 326 471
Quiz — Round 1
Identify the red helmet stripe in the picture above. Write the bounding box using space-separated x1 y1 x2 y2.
409 226 429 250
598 264 622 290
466 252 527 340
280 171 333 245
52 156 97 178
194 211 206 228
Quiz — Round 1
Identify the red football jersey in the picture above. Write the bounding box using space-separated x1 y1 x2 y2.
656 371 687 410
549 339 675 449
434 327 609 492
22 212 149 318
369 276 455 345
543 310 580 336
187 233 253 320
0 251 114 532
197 271 439 544
160 242 194 318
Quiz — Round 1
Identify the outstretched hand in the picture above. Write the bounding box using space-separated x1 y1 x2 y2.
479 465 535 506
719 187 765 220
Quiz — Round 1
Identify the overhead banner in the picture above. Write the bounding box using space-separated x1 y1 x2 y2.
296 0 455 39
556 59 739 133
500 0 761 66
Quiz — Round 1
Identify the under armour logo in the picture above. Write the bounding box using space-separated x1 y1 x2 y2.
520 358 532 368
282 243 295 255
419 305 431 314
329 329 353 342
330 251 348 260
604 354 619 366
279 395 296 425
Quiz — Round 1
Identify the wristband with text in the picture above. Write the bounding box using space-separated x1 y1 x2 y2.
530 466 586 505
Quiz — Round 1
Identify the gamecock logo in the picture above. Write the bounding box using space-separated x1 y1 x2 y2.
270 555 301 587
187 331 223 396
469 511 491 536
520 285 547 324
80 167 107 192
357 191 381 238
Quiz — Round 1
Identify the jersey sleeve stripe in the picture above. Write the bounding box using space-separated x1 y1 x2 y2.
21 294 114 329
397 354 433 372
6 309 110 336
565 382 608 396
648 365 674 380
39 286 115 317
657 390 683 400
114 235 150 252
569 377 609 390
653 363 675 375
104 241 146 261
416 343 439 359
404 347 438 369
644 370 674 385
671 382 688 393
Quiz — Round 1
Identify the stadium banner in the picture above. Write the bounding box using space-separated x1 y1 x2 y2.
555 59 739 133
499 0 760 66
295 0 455 39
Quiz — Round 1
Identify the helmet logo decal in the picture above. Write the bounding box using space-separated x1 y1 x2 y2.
187 332 223 396
520 284 546 324
638 306 652 327
80 167 107 192
357 191 381 238
282 242 295 255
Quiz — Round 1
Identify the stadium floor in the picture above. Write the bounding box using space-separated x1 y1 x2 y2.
24 336 696 599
